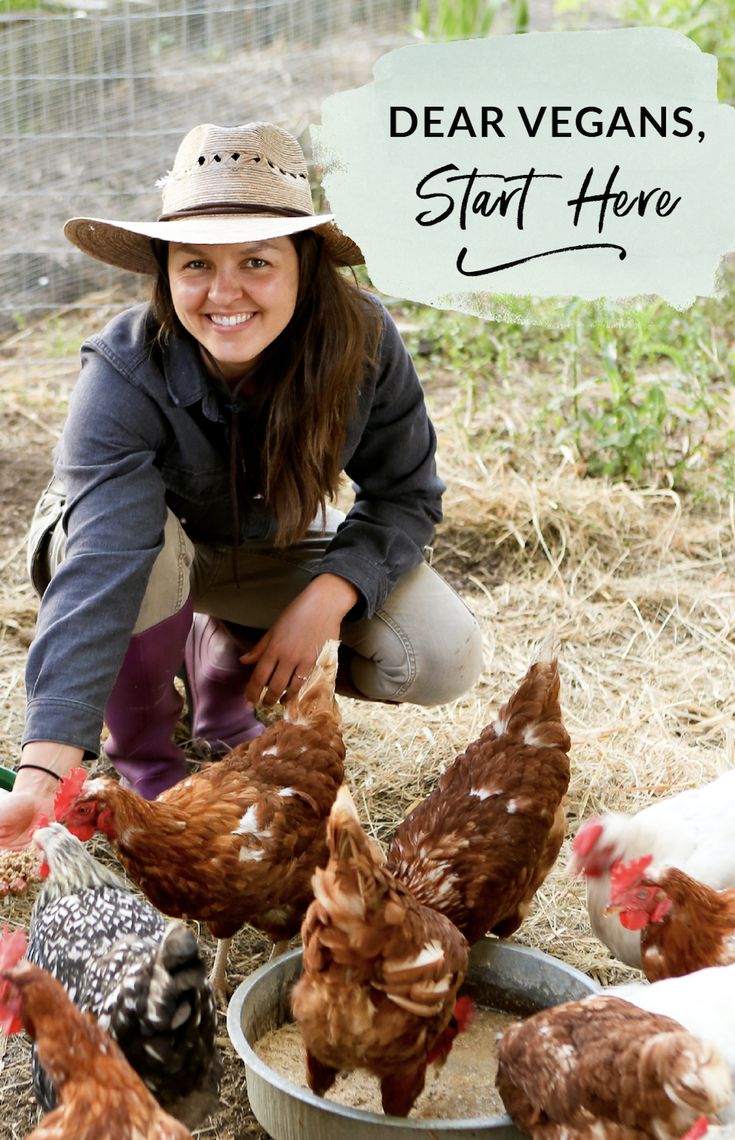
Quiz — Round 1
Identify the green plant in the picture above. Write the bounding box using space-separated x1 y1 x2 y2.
414 0 529 39
405 275 735 492
568 352 674 483
552 295 731 485
622 0 735 102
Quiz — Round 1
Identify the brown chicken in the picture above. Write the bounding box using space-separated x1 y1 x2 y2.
0 926 192 1140
387 639 570 943
53 640 344 1002
606 854 735 981
496 993 732 1139
291 785 470 1117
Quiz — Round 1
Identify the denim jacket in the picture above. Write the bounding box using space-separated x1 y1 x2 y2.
24 296 444 754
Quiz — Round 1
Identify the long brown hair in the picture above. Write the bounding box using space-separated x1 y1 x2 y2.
149 232 381 545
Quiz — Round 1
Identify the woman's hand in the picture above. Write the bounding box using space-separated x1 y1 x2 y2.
0 742 84 851
242 573 359 707
0 786 51 851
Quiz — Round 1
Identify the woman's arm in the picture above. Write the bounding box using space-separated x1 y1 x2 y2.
24 351 170 758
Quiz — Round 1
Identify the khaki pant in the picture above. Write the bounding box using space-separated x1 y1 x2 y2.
29 483 483 705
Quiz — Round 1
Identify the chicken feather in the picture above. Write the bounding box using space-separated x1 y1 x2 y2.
54 640 344 1002
291 785 469 1117
387 641 570 942
611 962 735 1117
497 993 732 1139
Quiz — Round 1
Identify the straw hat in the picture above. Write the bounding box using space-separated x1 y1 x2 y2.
64 121 363 274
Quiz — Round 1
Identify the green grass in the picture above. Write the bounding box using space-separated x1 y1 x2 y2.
404 277 735 495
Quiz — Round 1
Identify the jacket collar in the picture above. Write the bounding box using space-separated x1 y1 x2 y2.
162 329 222 421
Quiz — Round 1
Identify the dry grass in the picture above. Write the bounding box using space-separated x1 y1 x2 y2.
1 297 734 1137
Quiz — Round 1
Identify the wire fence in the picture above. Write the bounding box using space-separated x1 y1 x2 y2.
0 0 417 332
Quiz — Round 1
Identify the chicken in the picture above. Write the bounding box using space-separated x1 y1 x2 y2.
570 770 735 968
0 926 193 1140
606 854 735 981
26 823 220 1128
291 785 470 1117
386 639 570 942
54 639 344 1003
611 963 735 1122
496 993 732 1139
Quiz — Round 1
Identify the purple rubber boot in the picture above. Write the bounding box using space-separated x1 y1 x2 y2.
184 614 265 756
103 600 193 799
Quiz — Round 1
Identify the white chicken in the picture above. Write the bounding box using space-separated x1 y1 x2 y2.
570 770 735 968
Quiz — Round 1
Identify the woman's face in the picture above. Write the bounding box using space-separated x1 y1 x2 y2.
167 237 300 383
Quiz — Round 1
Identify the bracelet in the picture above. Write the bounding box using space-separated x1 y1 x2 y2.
15 764 63 782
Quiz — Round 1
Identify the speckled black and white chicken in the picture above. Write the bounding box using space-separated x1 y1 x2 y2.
26 823 221 1129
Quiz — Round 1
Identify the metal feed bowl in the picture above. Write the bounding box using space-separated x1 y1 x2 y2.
227 939 599 1140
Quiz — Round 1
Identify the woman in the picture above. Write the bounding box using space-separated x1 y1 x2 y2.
1 121 483 849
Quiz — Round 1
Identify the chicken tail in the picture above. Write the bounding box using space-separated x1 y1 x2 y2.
329 783 384 866
313 785 386 929
493 646 569 751
285 639 340 727
639 1031 731 1119
105 920 219 1105
534 631 561 665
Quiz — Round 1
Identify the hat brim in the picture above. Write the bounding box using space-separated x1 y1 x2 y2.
63 213 363 274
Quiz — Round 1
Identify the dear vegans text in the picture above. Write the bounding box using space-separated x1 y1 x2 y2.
390 104 701 276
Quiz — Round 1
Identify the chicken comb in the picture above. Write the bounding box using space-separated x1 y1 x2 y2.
570 819 604 860
0 925 28 973
53 766 88 821
681 1119 710 1140
609 853 654 900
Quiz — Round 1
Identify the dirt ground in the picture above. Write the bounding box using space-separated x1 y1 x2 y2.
1 287 735 1138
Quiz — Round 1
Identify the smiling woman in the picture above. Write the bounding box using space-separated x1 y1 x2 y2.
167 240 300 380
0 120 483 851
